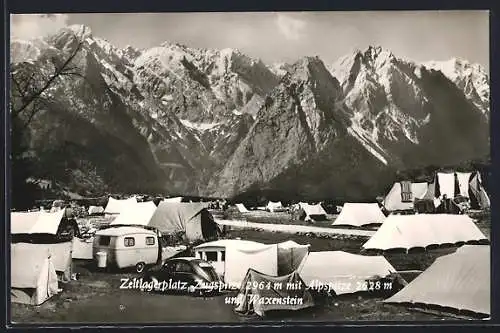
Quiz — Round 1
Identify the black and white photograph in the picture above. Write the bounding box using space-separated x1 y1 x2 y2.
8 10 491 323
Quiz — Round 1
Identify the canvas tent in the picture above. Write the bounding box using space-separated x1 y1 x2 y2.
11 209 66 235
469 172 490 210
266 201 284 212
147 202 219 242
72 237 94 260
362 214 488 252
235 204 250 213
277 240 310 275
297 251 398 295
435 172 456 199
383 182 429 212
234 269 315 317
11 244 59 305
225 243 278 288
163 196 183 203
456 172 472 198
104 196 138 215
331 203 386 227
298 203 327 222
194 239 265 278
385 245 490 317
414 183 438 214
88 206 104 215
110 201 158 226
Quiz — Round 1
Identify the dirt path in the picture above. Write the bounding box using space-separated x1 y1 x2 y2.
216 219 375 237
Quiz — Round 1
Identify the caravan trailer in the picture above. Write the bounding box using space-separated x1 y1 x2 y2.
93 226 159 273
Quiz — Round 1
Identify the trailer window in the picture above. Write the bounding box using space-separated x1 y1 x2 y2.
146 236 155 246
221 251 225 261
124 237 135 247
205 251 218 261
99 236 111 246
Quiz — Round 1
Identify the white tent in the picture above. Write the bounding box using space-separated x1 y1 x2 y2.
266 201 284 212
299 203 327 221
436 172 456 198
456 172 472 198
383 182 429 212
110 201 158 226
235 204 249 213
385 245 490 316
194 239 264 278
72 237 94 260
225 243 278 288
104 197 138 215
11 209 66 235
298 251 397 295
88 206 104 215
362 214 488 252
277 240 310 275
331 203 386 227
11 244 59 305
163 197 183 203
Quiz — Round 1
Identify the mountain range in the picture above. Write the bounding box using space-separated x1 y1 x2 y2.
10 25 490 201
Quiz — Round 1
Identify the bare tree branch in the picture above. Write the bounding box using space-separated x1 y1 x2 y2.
12 38 84 119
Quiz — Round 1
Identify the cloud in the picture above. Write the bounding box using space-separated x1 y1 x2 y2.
275 13 306 41
10 14 70 40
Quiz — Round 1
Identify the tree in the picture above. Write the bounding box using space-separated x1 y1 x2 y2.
10 32 85 210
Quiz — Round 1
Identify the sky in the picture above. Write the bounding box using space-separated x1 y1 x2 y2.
10 11 490 70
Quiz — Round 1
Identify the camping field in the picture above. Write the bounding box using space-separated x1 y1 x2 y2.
10 210 489 324
11 247 450 324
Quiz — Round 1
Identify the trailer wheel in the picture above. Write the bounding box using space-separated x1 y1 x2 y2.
135 262 146 273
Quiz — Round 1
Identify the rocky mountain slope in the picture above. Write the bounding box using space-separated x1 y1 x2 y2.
10 27 490 200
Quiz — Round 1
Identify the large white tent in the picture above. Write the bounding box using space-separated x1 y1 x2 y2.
224 243 278 288
110 201 158 226
104 197 138 215
11 245 59 305
235 204 249 213
298 251 397 295
11 209 66 235
298 203 327 222
266 201 284 213
362 214 488 252
384 245 490 317
277 240 310 275
383 182 429 212
332 203 386 227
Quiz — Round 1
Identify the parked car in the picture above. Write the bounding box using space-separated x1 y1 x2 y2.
141 257 222 296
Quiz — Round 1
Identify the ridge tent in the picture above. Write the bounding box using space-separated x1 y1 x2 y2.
298 203 327 222
383 182 428 212
266 201 284 213
12 242 74 282
104 196 138 215
332 203 386 227
277 240 310 275
469 172 490 210
11 210 75 281
234 269 315 317
414 183 437 214
11 245 59 305
88 206 104 215
225 243 278 288
297 251 398 295
235 204 250 213
147 202 219 242
163 196 183 203
362 214 488 252
110 201 158 226
194 239 265 278
435 173 456 199
384 245 490 317
11 209 67 235
456 172 472 198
